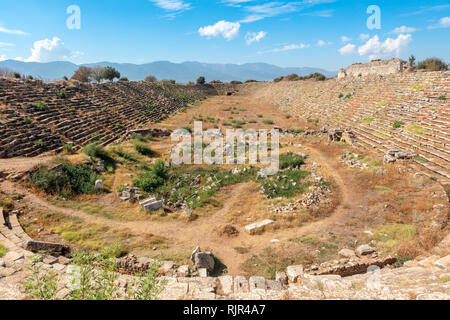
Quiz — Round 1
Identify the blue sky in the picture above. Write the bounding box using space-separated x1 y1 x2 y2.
0 0 449 71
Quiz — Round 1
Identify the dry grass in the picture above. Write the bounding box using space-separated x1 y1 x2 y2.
20 210 165 255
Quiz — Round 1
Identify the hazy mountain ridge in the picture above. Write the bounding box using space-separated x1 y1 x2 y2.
0 60 336 82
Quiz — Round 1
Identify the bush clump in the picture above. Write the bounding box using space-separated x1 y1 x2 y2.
134 142 157 157
417 58 448 71
31 163 99 197
261 170 311 198
393 121 404 129
280 153 306 170
134 161 168 193
63 143 75 154
32 102 49 111
83 143 107 159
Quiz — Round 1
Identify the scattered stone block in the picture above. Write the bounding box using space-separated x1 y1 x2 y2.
43 256 58 265
140 197 163 211
57 256 71 265
194 252 215 272
234 276 249 293
286 265 304 283
245 219 274 234
276 271 288 285
433 255 450 270
249 276 267 292
219 276 233 295
198 268 208 278
177 265 190 277
339 249 356 258
356 244 375 256
25 240 70 255
3 251 24 267
95 179 104 190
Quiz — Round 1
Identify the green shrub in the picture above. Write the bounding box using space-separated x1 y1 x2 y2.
30 163 99 197
34 139 45 148
274 76 284 83
134 142 157 157
63 144 74 154
285 74 300 81
230 81 243 84
280 153 305 170
261 170 311 198
196 76 206 85
417 58 448 71
438 95 446 100
112 148 138 162
32 102 49 111
263 120 274 125
23 117 32 124
338 93 344 98
0 242 6 257
393 121 404 129
58 90 66 98
24 256 58 300
24 247 164 300
83 143 105 159
134 160 168 193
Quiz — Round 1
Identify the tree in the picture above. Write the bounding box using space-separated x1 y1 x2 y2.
408 55 416 67
196 76 206 85
71 66 93 83
145 75 157 82
101 66 121 82
90 66 105 83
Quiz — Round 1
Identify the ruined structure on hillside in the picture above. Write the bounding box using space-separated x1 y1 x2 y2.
338 58 409 79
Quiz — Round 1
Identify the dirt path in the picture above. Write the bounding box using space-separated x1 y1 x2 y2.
0 156 54 178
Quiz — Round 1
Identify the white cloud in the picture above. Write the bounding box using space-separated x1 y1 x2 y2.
0 26 29 36
148 0 191 18
338 43 356 55
391 26 417 34
221 0 254 7
300 9 334 18
405 5 450 16
24 37 74 63
148 0 190 11
0 42 15 47
258 43 310 54
245 31 267 44
358 34 412 60
199 21 241 40
241 0 336 23
359 34 370 40
317 40 332 47
0 54 7 61
428 17 450 29
341 36 351 42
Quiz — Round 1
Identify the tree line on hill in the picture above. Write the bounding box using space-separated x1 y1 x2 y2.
1 57 448 84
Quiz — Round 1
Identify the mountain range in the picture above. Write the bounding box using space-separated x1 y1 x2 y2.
0 60 336 83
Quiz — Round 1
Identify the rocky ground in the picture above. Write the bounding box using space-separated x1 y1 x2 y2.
1 235 449 300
